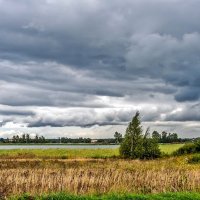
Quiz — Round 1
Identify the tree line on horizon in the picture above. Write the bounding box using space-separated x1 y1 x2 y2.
0 118 195 145
114 130 189 144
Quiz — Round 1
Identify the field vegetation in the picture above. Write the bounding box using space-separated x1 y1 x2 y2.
0 143 183 160
10 192 200 200
0 151 199 199
0 148 119 159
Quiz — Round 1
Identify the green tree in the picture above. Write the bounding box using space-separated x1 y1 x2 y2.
16 135 20 143
35 134 39 143
169 133 178 142
22 134 26 143
120 112 161 159
26 134 30 143
152 131 160 141
114 131 122 144
161 131 168 143
120 111 144 158
12 135 16 143
142 128 161 159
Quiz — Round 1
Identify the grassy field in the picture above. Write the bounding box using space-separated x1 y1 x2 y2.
9 192 200 200
0 148 119 159
0 143 184 159
1 154 200 198
159 143 184 154
0 143 197 199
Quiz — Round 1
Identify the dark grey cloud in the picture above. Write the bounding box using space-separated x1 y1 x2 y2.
26 108 134 127
165 103 200 122
175 87 200 102
0 109 35 116
0 0 200 134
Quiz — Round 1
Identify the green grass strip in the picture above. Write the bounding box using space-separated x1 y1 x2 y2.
10 192 200 200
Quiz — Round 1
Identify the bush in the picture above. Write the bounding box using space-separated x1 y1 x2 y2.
173 140 200 156
173 143 196 155
194 140 200 151
141 138 161 159
188 155 200 164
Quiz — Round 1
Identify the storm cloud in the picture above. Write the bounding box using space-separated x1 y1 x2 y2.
0 0 200 137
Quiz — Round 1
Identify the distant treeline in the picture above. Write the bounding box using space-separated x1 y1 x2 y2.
151 131 196 143
0 134 46 144
152 131 184 143
0 134 116 144
0 132 195 144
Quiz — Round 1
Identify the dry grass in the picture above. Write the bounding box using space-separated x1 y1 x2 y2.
0 156 200 199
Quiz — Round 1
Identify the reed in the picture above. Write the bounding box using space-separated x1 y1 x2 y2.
0 156 200 199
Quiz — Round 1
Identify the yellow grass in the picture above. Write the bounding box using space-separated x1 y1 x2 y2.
0 143 191 198
0 155 200 198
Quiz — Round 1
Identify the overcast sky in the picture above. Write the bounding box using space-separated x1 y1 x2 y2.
0 0 200 138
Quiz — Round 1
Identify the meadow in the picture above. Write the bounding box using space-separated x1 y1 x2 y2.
1 155 200 199
0 143 184 159
0 143 198 200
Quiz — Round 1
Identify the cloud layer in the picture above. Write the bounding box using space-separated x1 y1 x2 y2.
0 0 200 137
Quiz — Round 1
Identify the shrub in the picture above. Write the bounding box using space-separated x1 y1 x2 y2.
188 155 200 164
173 143 196 155
142 138 161 159
173 140 200 156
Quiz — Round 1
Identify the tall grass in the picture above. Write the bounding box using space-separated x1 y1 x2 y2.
0 144 192 199
0 157 200 198
2 167 200 197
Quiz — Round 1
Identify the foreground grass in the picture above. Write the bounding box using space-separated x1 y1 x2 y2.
0 143 184 159
10 192 200 200
1 155 200 198
0 143 194 198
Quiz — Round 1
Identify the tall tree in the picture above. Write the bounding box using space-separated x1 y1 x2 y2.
26 134 30 143
120 111 161 159
12 135 16 143
22 134 26 143
35 134 39 143
120 111 144 158
152 131 160 141
161 131 168 143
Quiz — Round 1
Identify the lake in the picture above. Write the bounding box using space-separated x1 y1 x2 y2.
0 144 120 150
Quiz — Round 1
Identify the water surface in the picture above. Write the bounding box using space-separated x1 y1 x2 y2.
0 144 120 150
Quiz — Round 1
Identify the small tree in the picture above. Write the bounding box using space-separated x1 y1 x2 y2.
114 131 122 144
142 128 161 159
120 111 144 158
152 131 160 142
120 111 161 159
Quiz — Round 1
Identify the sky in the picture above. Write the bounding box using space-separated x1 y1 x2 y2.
0 0 200 139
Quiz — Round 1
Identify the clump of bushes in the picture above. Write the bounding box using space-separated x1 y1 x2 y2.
188 155 200 164
174 140 200 156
